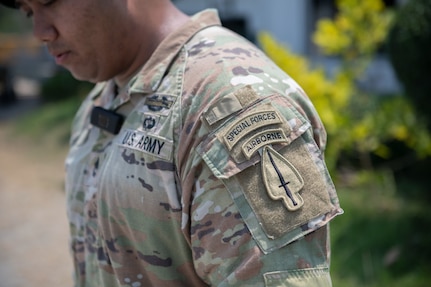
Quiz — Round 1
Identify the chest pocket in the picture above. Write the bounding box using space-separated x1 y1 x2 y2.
196 93 339 254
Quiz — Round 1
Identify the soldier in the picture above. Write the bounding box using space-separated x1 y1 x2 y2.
1 0 343 286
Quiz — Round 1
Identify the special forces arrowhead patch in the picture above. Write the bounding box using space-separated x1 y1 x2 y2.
261 145 304 211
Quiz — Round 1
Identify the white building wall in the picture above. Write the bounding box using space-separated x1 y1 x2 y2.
173 0 310 55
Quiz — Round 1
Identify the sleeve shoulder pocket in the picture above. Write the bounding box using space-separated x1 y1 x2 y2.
196 95 342 254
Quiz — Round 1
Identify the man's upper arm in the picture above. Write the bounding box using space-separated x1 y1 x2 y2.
184 86 342 286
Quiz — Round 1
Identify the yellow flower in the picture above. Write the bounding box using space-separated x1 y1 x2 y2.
391 125 409 141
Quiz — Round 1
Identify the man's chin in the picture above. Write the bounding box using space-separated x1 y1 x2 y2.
68 69 99 84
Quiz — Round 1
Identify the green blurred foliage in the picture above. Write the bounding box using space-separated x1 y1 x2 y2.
259 0 431 172
313 0 392 74
14 70 92 145
387 0 431 128
332 170 431 287
40 68 93 102
14 96 83 145
0 6 31 33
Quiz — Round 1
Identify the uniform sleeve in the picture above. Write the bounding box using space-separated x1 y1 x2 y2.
177 85 342 286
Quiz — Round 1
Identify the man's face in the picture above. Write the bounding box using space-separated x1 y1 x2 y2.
16 0 133 83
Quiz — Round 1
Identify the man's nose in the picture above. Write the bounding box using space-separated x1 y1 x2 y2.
32 14 58 42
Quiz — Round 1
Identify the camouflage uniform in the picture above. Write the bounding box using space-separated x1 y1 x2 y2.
65 9 343 287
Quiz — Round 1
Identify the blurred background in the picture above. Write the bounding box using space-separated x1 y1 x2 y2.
1 0 430 286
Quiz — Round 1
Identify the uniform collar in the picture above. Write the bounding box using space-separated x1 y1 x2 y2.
92 9 221 110
129 9 221 94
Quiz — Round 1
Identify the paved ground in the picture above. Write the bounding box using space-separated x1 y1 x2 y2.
0 99 73 287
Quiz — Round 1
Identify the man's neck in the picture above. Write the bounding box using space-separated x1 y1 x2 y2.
114 1 190 87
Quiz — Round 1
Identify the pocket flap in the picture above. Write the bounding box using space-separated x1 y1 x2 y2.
195 95 342 254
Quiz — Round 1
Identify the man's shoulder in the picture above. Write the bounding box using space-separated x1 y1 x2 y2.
186 25 258 57
182 26 279 90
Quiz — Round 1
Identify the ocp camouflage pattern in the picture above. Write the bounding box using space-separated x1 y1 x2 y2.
65 9 343 287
